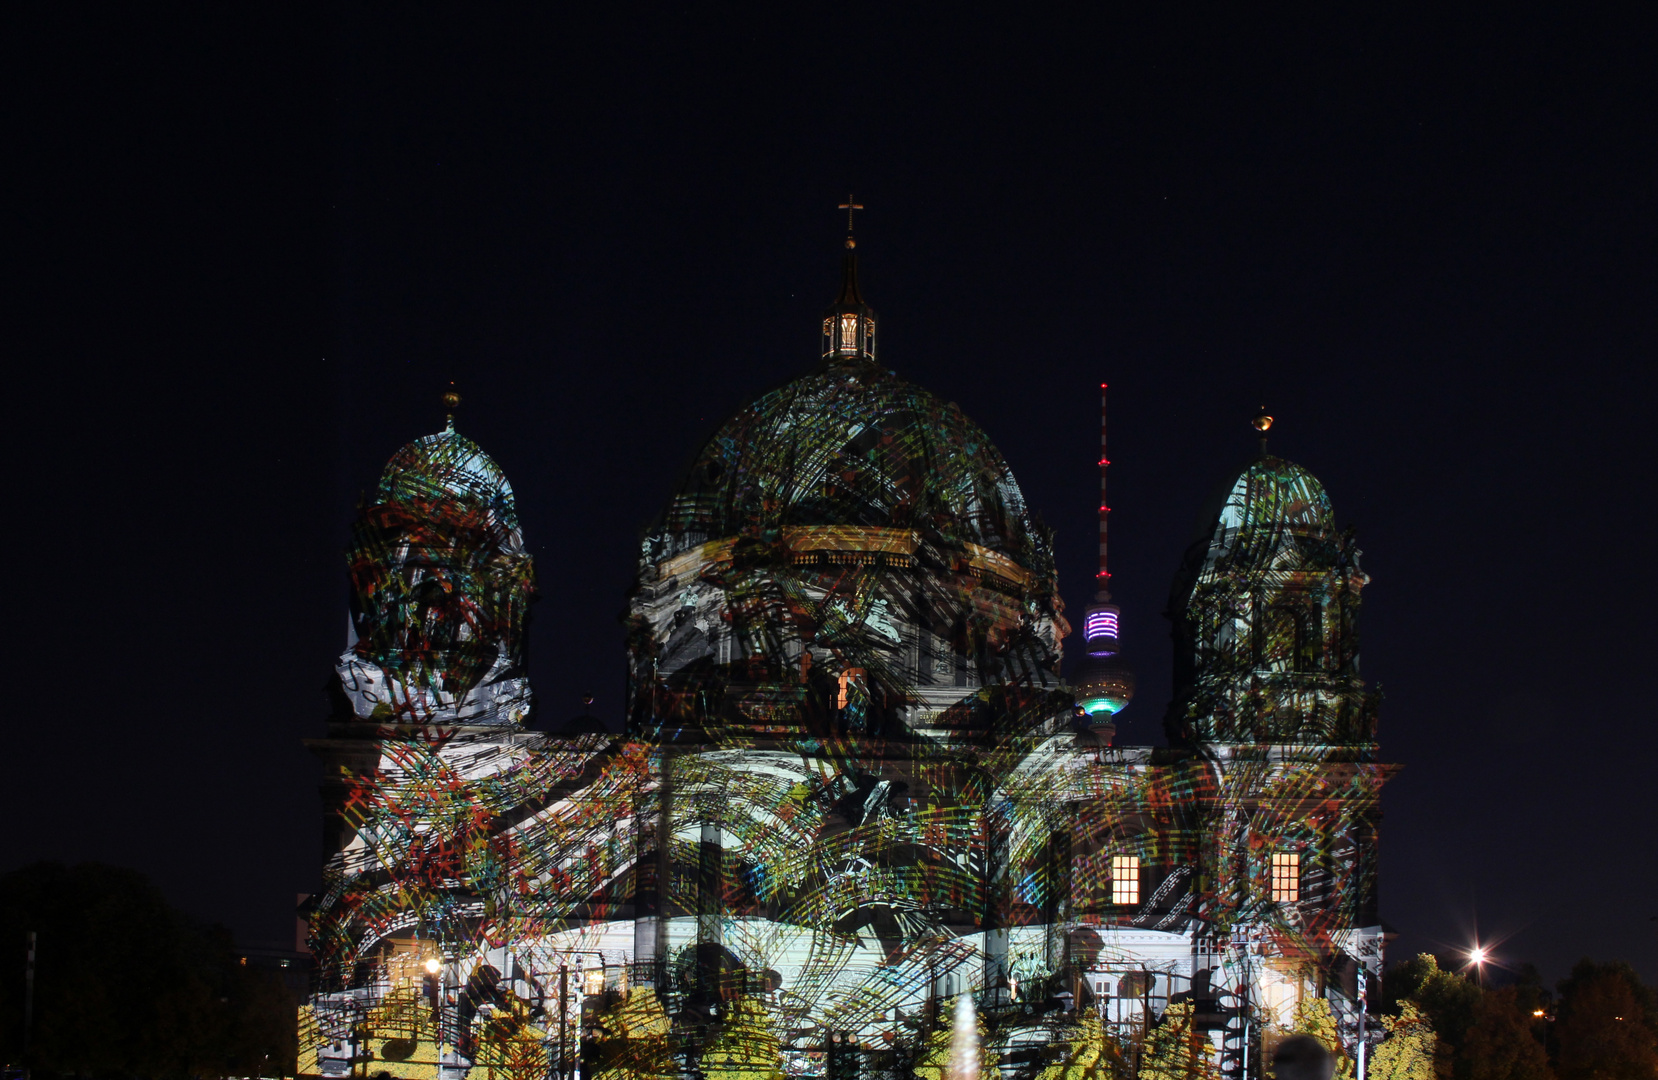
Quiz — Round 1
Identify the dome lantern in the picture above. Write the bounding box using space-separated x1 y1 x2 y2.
821 195 877 363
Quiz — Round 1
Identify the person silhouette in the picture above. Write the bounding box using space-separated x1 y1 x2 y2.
1273 1034 1334 1080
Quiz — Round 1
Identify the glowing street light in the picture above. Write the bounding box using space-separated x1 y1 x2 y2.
425 957 442 974
1468 945 1489 987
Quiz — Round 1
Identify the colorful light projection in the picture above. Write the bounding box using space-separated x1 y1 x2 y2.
336 415 536 726
301 251 1392 1080
1164 450 1378 746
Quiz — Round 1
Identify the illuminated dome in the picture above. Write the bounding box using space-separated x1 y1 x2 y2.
626 242 1068 742
650 359 1053 579
375 422 522 544
338 420 535 726
1165 449 1374 746
1201 455 1335 572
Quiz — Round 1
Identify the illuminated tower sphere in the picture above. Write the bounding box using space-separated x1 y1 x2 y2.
1073 654 1136 719
336 407 536 726
625 228 1069 742
1164 418 1375 745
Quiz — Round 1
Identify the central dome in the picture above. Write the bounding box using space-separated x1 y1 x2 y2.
651 358 1052 580
626 241 1069 744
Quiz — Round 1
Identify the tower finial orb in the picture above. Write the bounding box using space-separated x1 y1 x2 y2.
442 383 462 432
1253 408 1273 455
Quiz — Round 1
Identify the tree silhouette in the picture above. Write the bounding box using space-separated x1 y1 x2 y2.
1555 963 1657 1080
1461 988 1550 1080
0 862 298 1079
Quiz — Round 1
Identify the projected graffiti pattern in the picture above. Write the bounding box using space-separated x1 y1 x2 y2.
303 329 1391 1078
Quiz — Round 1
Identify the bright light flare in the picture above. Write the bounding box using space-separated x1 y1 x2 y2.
1470 946 1487 965
424 957 441 974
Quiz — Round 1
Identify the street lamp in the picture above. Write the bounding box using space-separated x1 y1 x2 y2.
1468 946 1487 988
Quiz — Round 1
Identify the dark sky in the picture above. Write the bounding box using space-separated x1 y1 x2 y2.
12 7 1656 983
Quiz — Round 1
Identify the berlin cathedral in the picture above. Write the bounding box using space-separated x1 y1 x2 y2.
299 221 1394 1080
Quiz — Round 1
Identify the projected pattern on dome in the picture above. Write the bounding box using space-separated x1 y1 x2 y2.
337 423 536 727
1165 457 1378 746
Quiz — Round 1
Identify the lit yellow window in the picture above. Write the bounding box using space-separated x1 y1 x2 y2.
839 313 858 353
1110 855 1140 905
1271 852 1300 902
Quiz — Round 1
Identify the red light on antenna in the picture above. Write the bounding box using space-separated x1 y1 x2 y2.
1098 506 1111 513
1098 458 1111 466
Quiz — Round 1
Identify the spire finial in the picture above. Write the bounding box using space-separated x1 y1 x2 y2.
1253 408 1273 455
838 194 864 249
442 383 461 432
822 201 876 363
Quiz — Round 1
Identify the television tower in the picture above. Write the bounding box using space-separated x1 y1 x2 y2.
1073 383 1135 730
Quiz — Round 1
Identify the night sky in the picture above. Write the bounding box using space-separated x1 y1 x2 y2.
12 8 1655 983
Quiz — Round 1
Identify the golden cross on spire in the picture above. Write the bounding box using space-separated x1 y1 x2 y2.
838 194 864 247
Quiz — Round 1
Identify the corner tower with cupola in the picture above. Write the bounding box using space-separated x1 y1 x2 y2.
1165 419 1377 747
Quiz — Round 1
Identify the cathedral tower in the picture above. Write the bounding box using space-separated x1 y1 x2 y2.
336 406 536 726
1163 417 1377 746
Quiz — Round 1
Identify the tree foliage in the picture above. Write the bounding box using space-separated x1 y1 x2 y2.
699 995 783 1080
1037 1011 1130 1080
1290 996 1356 1080
911 999 1000 1080
1377 952 1658 1080
1139 1001 1220 1080
586 987 676 1080
1368 1001 1438 1080
0 862 298 1079
1385 953 1483 1058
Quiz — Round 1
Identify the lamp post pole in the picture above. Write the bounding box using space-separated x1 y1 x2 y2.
1356 975 1367 1080
558 964 569 1080
24 931 36 1079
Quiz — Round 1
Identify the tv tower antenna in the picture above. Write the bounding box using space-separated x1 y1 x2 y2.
1096 384 1114 601
1087 383 1122 652
1074 382 1135 727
